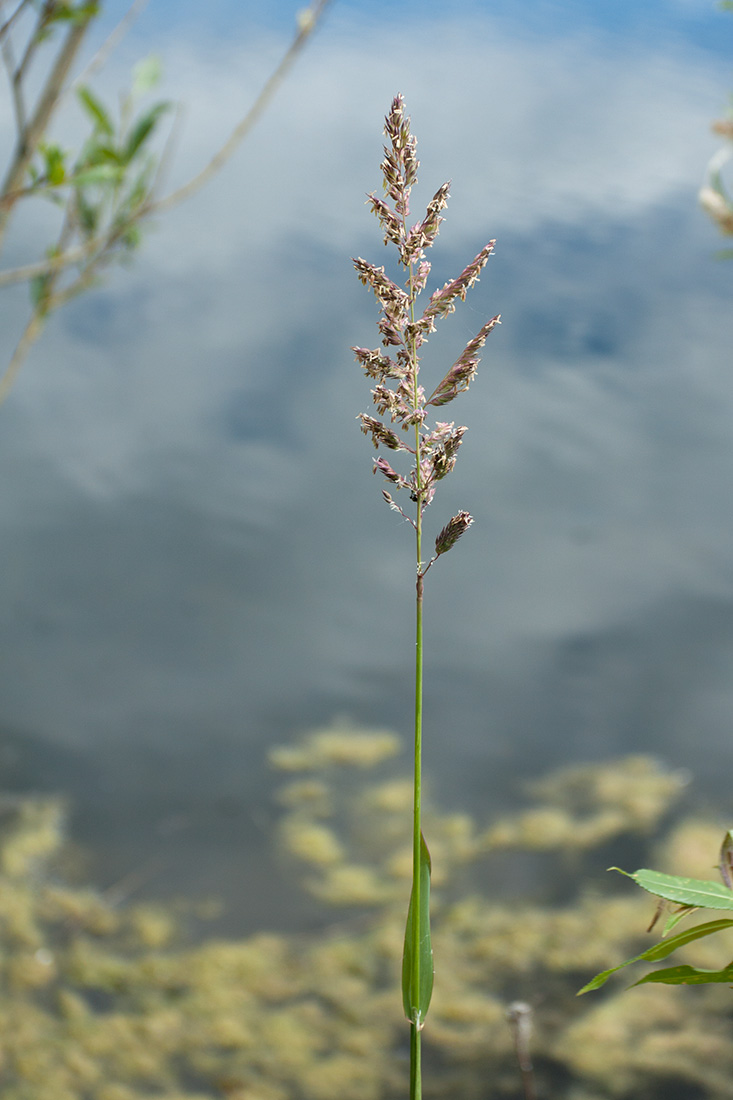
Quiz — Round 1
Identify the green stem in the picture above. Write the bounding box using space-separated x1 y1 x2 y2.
410 244 424 1094
410 1018 422 1100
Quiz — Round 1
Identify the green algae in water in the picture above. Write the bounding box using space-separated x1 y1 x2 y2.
0 725 727 1100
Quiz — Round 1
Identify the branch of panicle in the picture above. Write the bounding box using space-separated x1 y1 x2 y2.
381 94 419 219
423 242 496 322
427 315 501 408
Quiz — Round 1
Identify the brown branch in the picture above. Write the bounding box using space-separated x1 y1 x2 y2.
0 0 335 405
0 0 32 45
71 0 149 89
13 0 50 90
0 306 45 404
1 22 25 134
0 14 91 243
149 0 334 216
0 0 334 287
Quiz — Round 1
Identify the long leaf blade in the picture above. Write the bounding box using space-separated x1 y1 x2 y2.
77 86 114 136
614 867 733 910
402 833 433 1028
633 962 733 986
124 102 171 163
578 918 733 994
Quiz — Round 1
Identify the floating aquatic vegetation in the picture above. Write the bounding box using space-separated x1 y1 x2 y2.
0 726 726 1100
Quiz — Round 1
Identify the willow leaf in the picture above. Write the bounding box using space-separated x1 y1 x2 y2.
613 867 733 910
633 962 733 986
578 918 733 994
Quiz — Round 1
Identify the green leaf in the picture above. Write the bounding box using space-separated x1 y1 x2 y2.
662 905 697 935
72 164 124 188
633 962 733 986
402 833 433 1028
123 102 171 163
578 918 733 994
719 830 733 889
40 143 66 185
77 86 114 136
132 55 163 96
82 144 125 167
613 867 733 910
74 191 98 235
30 274 51 312
50 2 99 25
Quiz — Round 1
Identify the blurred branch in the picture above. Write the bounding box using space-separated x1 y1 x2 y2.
0 0 32 45
151 0 333 216
0 8 93 244
0 0 334 405
71 0 149 89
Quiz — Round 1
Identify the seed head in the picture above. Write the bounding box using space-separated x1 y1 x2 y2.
435 511 474 556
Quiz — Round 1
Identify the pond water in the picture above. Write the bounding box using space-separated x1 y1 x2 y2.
0 0 732 935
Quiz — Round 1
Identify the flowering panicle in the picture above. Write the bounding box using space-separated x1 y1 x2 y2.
352 94 499 567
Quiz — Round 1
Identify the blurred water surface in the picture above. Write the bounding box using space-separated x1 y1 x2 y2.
0 0 732 931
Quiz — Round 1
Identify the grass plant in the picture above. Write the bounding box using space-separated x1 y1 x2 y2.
352 95 500 1100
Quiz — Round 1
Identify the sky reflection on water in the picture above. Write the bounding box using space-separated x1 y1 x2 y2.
0 0 732 929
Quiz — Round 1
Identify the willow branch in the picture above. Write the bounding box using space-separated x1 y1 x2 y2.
0 307 44 404
0 0 32 45
0 15 90 243
149 0 333 217
0 1 335 404
0 0 334 287
1 25 24 133
71 0 149 90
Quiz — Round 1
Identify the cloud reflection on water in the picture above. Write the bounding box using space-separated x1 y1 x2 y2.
0 5 731 924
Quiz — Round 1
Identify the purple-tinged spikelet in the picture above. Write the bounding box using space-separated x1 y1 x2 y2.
435 512 474 556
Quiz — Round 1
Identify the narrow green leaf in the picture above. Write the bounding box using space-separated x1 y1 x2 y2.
30 274 50 311
662 905 697 935
402 833 433 1028
718 830 733 889
51 2 99 26
577 918 733 994
614 867 733 910
74 191 98 235
124 102 171 163
72 164 124 188
132 55 163 96
633 962 733 986
77 86 114 136
83 145 124 167
41 143 66 185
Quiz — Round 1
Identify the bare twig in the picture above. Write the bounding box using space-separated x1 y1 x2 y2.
0 0 335 405
14 0 48 91
150 0 333 216
71 0 149 89
1 22 25 133
0 307 43 404
0 0 31 45
0 0 334 285
0 239 105 286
